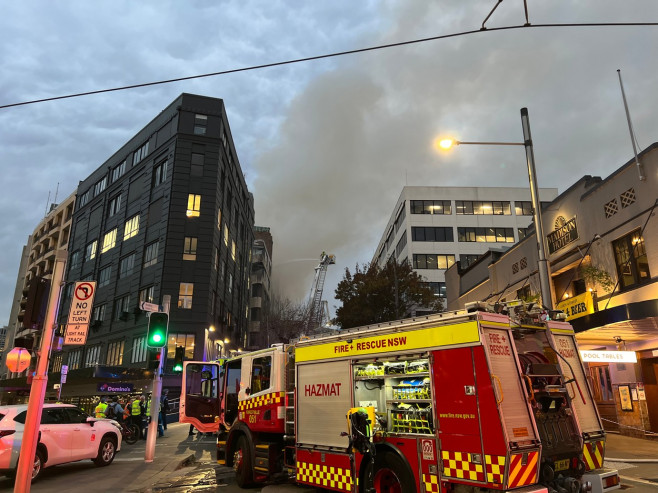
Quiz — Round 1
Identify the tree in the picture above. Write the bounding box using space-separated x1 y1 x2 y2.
335 259 440 329
264 294 312 345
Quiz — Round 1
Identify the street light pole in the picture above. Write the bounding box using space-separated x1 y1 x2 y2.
438 108 555 310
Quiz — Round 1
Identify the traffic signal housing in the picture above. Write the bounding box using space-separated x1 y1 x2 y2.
20 277 51 331
147 348 162 371
173 346 184 373
147 312 169 348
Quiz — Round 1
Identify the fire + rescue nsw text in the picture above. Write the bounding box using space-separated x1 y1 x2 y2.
333 336 407 353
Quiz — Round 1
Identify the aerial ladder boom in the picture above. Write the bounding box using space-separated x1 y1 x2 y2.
307 252 335 330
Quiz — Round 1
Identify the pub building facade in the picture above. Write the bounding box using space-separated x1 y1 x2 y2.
446 142 658 437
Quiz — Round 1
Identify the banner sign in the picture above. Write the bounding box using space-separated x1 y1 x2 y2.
97 383 134 393
556 291 594 321
579 350 637 363
547 216 579 255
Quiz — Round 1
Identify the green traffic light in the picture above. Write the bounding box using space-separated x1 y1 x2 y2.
151 333 162 343
147 312 169 348
173 363 183 372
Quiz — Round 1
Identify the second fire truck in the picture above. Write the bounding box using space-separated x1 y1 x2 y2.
180 302 619 493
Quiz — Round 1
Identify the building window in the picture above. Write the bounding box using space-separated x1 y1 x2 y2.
612 229 650 290
412 254 456 270
111 160 126 182
84 345 101 368
411 227 454 242
395 234 407 258
518 228 531 241
68 349 83 370
214 247 219 271
92 304 106 322
144 241 159 268
456 201 511 215
101 228 117 254
167 333 195 360
461 254 480 268
604 198 619 218
98 266 111 287
133 141 149 166
124 215 140 240
224 224 229 246
153 158 169 187
228 273 233 294
394 206 406 233
139 285 155 305
194 114 208 135
191 153 204 176
231 240 236 261
51 353 63 373
78 190 91 208
85 241 97 262
217 208 222 230
94 177 108 196
131 336 148 363
183 237 198 261
114 295 130 321
421 282 447 298
70 250 81 269
119 253 136 278
187 194 201 217
517 285 531 300
178 283 193 309
458 227 514 243
108 194 122 217
514 201 533 216
106 340 125 366
251 307 261 322
620 188 636 209
410 200 451 215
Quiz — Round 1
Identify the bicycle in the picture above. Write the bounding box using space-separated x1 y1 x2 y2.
118 420 141 445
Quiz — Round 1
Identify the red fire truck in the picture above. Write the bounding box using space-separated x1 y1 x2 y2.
180 303 619 493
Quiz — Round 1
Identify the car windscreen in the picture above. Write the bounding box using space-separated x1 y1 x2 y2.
14 411 27 424
0 413 5 421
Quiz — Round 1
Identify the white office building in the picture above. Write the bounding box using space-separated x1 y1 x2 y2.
373 186 558 311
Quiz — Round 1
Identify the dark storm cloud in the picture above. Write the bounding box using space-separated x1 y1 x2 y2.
1 0 657 323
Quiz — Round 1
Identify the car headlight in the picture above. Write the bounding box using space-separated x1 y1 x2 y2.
110 420 122 432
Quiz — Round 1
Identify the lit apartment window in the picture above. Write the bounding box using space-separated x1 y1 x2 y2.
183 237 198 261
124 215 140 240
101 228 117 254
167 333 195 360
178 283 194 309
85 240 97 261
133 141 149 166
613 229 651 290
98 266 111 287
51 353 63 373
231 240 236 261
187 194 201 217
108 194 122 217
224 224 229 246
106 340 125 366
143 242 159 268
111 160 126 182
131 336 147 363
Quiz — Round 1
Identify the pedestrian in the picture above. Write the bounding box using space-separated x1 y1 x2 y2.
160 389 170 431
94 397 108 418
131 395 143 438
145 395 164 438
139 395 147 439
123 397 132 422
105 396 124 423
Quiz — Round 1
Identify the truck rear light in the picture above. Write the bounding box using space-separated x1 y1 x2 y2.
0 430 15 438
604 474 619 488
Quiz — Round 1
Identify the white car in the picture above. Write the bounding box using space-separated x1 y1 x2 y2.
0 403 122 481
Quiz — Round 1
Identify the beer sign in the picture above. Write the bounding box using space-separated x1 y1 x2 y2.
65 281 96 345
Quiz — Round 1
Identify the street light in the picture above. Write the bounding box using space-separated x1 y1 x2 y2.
438 108 554 310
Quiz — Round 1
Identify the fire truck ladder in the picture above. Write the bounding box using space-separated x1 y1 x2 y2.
306 252 335 330
284 345 296 473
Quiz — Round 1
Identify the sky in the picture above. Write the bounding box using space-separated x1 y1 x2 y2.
1 1 657 325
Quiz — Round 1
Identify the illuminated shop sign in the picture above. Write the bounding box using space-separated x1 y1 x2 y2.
547 215 579 255
579 350 637 363
556 291 594 321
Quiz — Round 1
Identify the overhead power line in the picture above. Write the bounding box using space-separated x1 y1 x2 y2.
1 22 657 110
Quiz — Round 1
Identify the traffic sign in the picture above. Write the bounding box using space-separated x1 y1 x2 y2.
6 347 31 373
140 301 161 312
65 281 96 345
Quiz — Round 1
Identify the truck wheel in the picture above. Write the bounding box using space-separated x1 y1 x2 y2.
233 436 254 487
364 451 414 493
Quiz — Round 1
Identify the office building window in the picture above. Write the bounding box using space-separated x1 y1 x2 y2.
514 201 533 216
108 194 122 217
458 227 514 243
144 242 159 268
411 227 454 242
421 282 447 298
133 141 149 166
153 158 168 186
461 254 481 269
413 254 456 270
119 253 136 278
106 340 124 366
139 285 155 305
178 283 193 309
98 266 111 287
183 237 198 261
131 336 148 363
68 349 83 370
93 177 107 196
124 215 140 240
191 152 204 176
612 229 650 290
410 200 451 215
518 228 531 241
455 200 511 215
101 228 117 253
114 295 130 321
111 160 126 182
395 234 407 258
187 194 201 217
194 114 208 135
84 345 101 368
92 304 106 322
85 240 97 261
167 333 195 360
394 206 406 232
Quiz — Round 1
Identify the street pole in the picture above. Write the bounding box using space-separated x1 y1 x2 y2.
520 108 554 310
145 295 170 462
14 251 67 493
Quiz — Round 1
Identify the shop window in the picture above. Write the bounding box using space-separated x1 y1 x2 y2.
612 229 650 290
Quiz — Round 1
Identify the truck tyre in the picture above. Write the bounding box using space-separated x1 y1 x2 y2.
233 435 254 487
364 450 414 493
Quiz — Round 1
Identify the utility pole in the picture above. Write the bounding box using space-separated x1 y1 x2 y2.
145 295 170 462
14 252 67 493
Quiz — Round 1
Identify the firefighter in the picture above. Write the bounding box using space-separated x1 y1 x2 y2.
94 397 108 418
131 395 143 438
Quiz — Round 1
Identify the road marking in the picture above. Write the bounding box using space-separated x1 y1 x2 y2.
620 475 658 486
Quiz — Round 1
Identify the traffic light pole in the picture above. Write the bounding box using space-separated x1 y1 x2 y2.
14 252 67 493
145 295 169 462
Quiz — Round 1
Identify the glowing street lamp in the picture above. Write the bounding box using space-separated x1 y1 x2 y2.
437 108 554 309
